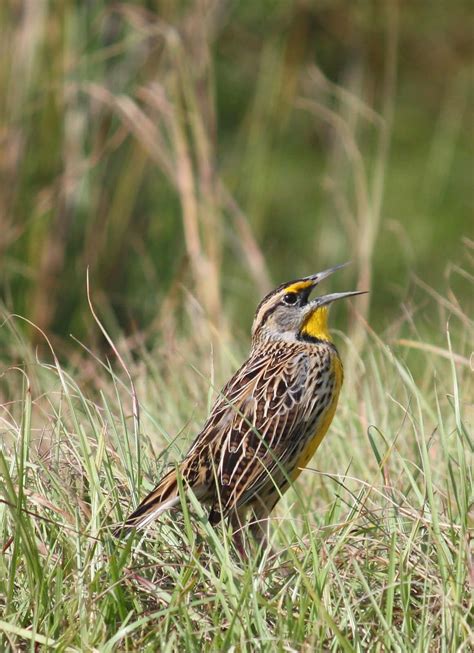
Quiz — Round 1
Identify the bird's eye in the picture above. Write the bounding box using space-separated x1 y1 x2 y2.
283 293 298 306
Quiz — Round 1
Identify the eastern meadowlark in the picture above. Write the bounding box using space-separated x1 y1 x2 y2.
117 264 364 549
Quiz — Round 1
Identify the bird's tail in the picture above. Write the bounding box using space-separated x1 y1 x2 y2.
115 468 181 536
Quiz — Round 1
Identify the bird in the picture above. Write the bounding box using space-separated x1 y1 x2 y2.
116 263 364 551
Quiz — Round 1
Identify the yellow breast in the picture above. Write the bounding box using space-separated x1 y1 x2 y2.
292 354 343 478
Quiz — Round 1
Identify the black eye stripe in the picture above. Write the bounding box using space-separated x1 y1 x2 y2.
254 290 301 334
258 305 277 329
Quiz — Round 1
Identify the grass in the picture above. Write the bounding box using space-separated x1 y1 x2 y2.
0 282 472 651
0 2 471 343
0 1 472 650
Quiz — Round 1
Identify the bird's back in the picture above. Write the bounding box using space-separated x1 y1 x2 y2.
180 339 343 519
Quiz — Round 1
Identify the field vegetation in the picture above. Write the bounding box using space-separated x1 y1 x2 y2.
0 1 472 650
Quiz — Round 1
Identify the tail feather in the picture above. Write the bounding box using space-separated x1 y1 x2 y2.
115 469 179 536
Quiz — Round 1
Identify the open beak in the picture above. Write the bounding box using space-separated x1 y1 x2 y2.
301 262 350 290
283 262 367 308
286 262 351 301
313 290 368 308
301 289 367 322
299 263 367 315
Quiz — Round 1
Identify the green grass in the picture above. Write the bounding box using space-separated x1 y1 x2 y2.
0 1 471 343
0 288 472 651
0 1 472 650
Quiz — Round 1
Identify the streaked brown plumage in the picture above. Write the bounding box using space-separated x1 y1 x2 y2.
116 264 364 547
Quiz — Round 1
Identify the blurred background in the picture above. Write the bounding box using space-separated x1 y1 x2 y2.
0 0 472 356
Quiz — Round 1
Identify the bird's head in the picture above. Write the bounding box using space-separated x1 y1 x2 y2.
251 263 366 345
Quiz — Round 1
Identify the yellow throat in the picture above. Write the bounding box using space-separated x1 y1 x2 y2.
301 306 332 342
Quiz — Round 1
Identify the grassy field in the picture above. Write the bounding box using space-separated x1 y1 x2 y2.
0 1 473 651
0 280 472 651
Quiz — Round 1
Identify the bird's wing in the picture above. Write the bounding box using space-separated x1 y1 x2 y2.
184 347 317 514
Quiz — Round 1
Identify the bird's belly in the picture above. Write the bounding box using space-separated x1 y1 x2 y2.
291 356 343 480
292 398 338 477
239 352 343 510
